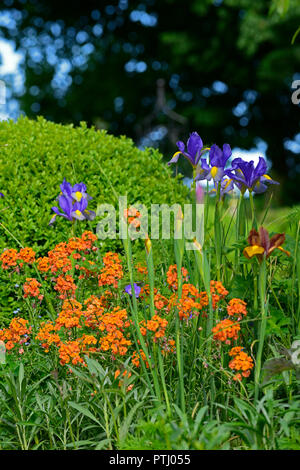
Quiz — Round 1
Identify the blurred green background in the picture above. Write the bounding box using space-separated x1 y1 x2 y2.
0 0 299 204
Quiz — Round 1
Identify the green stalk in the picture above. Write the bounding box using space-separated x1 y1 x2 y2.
235 193 243 271
254 257 267 403
122 234 161 402
158 349 171 417
249 190 257 229
174 212 185 413
214 182 222 281
253 262 258 312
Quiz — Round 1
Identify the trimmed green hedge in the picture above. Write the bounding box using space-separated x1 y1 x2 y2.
0 116 188 253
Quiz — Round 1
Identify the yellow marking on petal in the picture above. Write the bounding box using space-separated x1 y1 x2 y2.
172 151 182 158
75 191 83 201
75 210 82 216
202 147 211 152
243 245 265 259
211 166 218 179
278 246 290 256
263 174 271 180
224 179 232 189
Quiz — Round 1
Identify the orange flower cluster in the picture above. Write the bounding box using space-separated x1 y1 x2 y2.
0 318 31 351
36 297 132 365
55 299 83 329
227 298 247 321
210 280 229 308
177 284 209 320
0 248 19 269
212 319 240 344
38 243 70 274
136 263 148 276
229 346 254 381
140 284 169 312
84 295 107 328
18 247 36 265
0 247 35 269
124 207 141 228
132 349 149 368
57 334 98 366
36 322 61 352
98 307 131 356
210 290 251 381
140 314 168 340
154 292 169 311
36 231 98 275
54 275 77 300
100 328 131 356
58 340 84 366
98 252 123 288
0 247 35 270
167 265 189 290
23 278 43 301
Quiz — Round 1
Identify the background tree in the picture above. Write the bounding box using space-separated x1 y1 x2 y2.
0 0 299 203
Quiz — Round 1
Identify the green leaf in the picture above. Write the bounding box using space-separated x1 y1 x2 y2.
68 401 101 425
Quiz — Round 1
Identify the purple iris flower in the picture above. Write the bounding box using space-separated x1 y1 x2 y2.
168 132 207 167
210 177 234 199
0 192 4 198
196 144 232 183
225 157 279 194
72 198 95 221
50 180 96 225
125 283 141 298
60 178 91 202
71 183 92 202
60 178 72 197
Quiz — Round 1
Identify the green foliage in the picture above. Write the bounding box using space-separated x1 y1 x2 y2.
118 406 231 450
0 116 188 254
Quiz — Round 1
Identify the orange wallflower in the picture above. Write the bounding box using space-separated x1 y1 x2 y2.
18 247 36 265
140 314 168 340
37 256 51 273
227 298 247 321
0 248 19 269
58 340 85 366
23 278 43 301
36 322 61 352
168 283 209 320
54 275 77 299
136 263 148 276
166 265 189 290
98 252 123 288
55 299 83 330
210 280 229 309
0 318 31 351
229 347 254 381
212 319 240 344
132 349 149 368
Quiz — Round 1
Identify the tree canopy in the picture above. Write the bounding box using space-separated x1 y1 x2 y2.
0 0 300 202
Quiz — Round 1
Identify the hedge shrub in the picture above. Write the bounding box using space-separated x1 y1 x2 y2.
0 116 188 253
